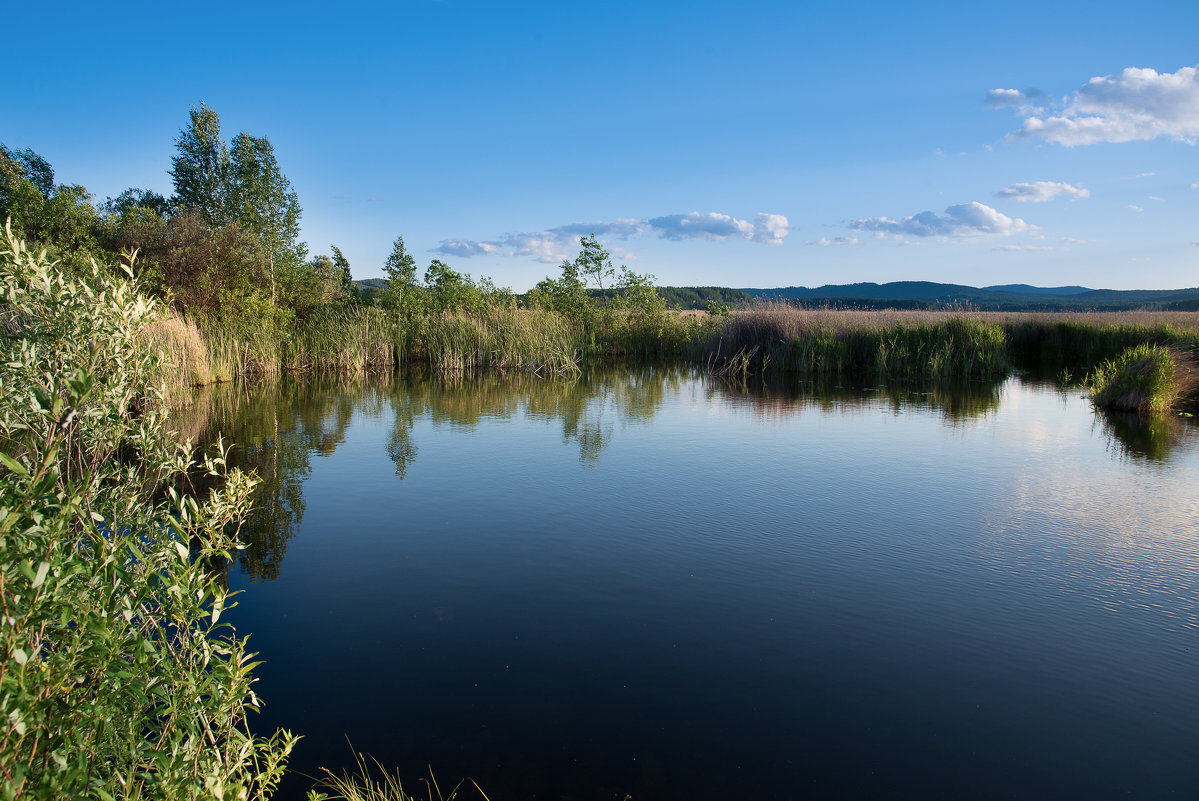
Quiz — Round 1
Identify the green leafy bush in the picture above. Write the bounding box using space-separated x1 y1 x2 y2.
0 224 295 799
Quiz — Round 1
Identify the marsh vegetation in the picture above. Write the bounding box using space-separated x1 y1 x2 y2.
3 103 1198 800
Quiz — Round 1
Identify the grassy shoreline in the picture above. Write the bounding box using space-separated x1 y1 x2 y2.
155 305 1199 411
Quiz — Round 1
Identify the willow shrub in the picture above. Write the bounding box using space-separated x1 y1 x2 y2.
0 225 296 800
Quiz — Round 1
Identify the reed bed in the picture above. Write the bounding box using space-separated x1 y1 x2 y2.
284 306 406 373
202 316 281 380
160 301 1199 409
191 307 583 380
141 311 213 402
702 305 1199 383
589 309 709 360
705 305 1009 380
412 309 583 375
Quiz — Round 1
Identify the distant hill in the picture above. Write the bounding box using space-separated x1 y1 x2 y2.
984 284 1092 296
352 278 1199 312
739 281 1199 311
656 286 754 308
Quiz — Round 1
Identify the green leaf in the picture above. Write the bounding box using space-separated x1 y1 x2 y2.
211 592 225 624
0 452 28 477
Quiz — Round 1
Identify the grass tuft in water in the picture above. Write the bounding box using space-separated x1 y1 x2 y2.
1088 344 1199 413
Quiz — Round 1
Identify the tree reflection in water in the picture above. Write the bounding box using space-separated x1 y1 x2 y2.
173 367 1166 582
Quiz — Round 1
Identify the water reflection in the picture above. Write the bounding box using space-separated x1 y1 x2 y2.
1096 407 1191 463
711 371 1004 424
170 367 1196 583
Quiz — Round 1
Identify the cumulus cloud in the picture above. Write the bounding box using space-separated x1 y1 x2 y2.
550 218 647 238
806 236 859 247
435 239 501 258
751 213 791 245
434 211 791 262
997 181 1090 202
647 212 755 241
849 201 1031 239
994 64 1199 145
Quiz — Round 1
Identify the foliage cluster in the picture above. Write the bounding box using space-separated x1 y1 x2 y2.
2 107 353 342
1088 344 1198 413
0 227 295 799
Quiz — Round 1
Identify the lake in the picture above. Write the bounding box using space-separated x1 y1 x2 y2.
182 366 1199 800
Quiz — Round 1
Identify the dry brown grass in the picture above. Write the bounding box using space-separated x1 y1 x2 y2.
727 304 1199 333
142 311 214 403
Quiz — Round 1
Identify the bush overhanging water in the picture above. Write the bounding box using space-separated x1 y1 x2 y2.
0 225 295 800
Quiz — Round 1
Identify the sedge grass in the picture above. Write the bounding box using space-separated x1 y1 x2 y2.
312 750 489 801
1088 344 1199 413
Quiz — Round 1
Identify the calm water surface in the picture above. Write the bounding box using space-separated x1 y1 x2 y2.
185 367 1199 800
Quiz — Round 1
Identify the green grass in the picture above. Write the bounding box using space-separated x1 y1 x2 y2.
1088 344 1199 413
311 751 489 801
703 306 1009 380
180 302 1199 412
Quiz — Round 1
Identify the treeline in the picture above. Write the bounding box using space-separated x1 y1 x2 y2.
1 105 354 340
1 104 676 352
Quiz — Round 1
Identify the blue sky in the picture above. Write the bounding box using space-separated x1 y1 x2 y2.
5 0 1197 290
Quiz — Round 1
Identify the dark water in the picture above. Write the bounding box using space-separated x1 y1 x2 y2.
182 367 1199 800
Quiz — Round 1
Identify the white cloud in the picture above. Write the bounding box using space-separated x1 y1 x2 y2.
550 219 647 238
434 239 501 258
997 181 1090 202
1127 204 1145 212
1191 181 1199 188
995 64 1199 145
992 244 1056 252
646 211 792 244
435 210 791 261
1138 171 1156 177
806 236 859 247
985 88 1026 108
1148 195 1165 201
849 201 1031 238
1059 237 1087 245
647 212 755 241
751 213 791 245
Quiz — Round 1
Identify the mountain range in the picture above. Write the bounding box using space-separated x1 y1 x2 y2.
738 281 1199 311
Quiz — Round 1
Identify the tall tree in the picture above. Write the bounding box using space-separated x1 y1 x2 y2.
0 145 54 240
0 145 53 200
576 234 614 301
226 132 303 307
382 235 417 310
331 245 355 298
169 103 229 226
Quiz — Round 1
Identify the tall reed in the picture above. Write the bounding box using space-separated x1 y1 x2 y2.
284 306 406 373
705 305 1009 379
412 309 583 375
